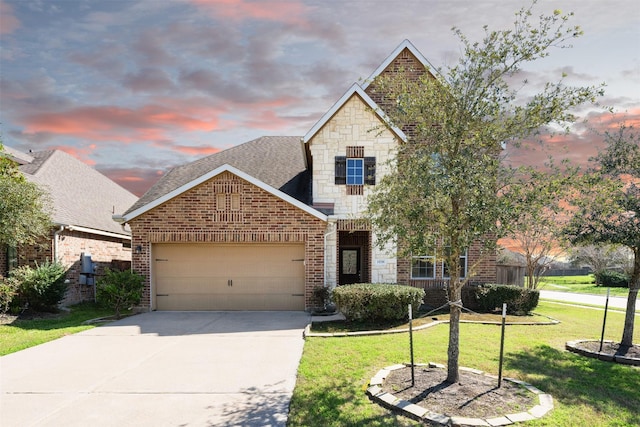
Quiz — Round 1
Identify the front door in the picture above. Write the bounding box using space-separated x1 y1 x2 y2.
340 248 361 285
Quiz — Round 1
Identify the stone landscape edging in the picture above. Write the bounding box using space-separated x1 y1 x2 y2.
366 362 554 426
566 339 640 366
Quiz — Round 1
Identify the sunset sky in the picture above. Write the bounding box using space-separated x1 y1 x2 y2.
1 0 639 196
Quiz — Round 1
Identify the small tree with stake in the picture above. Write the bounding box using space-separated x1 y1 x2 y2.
367 2 604 383
565 124 639 347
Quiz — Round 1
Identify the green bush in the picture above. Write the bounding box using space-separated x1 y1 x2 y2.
0 277 18 314
10 261 67 312
332 283 425 322
473 284 539 315
96 269 145 318
594 270 629 288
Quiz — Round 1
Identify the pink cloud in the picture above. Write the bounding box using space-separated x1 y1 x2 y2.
54 144 98 166
189 0 309 25
100 167 165 197
21 104 221 142
244 110 291 130
0 1 20 35
170 145 222 156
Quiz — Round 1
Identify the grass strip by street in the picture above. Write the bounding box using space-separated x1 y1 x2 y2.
538 275 630 297
289 301 640 427
0 303 120 356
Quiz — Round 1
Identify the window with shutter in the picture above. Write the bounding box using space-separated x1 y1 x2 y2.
364 157 376 185
335 156 346 184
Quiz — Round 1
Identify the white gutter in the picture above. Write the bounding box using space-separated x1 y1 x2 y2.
65 224 131 240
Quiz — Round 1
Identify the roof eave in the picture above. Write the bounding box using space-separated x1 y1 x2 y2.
118 164 328 223
302 83 406 145
360 39 440 90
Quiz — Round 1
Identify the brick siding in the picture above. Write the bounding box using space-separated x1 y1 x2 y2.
1 229 131 306
128 171 326 311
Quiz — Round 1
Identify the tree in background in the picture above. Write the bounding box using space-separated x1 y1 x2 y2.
566 124 639 347
367 3 604 383
569 244 633 280
0 142 52 248
507 164 577 289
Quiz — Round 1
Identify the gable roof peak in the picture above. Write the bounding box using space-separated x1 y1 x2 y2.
361 39 439 90
302 83 406 144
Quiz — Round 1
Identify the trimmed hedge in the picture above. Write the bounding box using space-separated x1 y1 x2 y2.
594 270 629 288
471 284 539 315
332 283 425 322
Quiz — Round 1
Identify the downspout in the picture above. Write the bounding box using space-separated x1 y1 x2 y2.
324 218 338 288
53 225 66 262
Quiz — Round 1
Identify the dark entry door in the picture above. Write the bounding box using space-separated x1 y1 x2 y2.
340 248 361 285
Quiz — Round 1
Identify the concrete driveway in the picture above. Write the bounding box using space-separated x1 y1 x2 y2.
0 311 310 427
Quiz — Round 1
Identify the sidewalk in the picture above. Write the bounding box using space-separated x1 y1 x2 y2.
539 290 639 311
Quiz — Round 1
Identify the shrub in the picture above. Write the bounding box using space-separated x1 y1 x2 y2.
96 269 145 318
10 261 67 312
0 277 18 314
473 284 539 315
594 270 629 288
332 283 425 322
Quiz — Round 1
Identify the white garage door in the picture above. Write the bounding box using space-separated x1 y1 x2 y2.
153 243 306 310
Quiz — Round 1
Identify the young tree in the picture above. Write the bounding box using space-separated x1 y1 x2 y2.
367 4 604 383
507 164 576 289
565 124 639 347
0 142 52 247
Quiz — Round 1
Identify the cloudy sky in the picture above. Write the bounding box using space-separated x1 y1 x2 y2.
1 0 639 196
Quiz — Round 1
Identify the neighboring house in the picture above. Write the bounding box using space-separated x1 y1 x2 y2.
115 40 497 312
0 146 138 305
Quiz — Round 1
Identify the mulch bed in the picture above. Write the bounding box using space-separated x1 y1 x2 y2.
383 366 536 419
577 341 640 359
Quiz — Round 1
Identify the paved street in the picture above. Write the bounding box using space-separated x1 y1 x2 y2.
539 290 639 311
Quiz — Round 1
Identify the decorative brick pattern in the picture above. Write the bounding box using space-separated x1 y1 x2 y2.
128 171 326 311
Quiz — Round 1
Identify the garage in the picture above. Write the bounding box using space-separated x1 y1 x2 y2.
153 243 306 311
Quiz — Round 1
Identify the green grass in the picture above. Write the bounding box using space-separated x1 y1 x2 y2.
0 303 119 356
289 301 640 426
538 275 630 297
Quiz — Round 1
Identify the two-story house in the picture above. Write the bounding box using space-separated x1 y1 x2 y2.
114 40 497 312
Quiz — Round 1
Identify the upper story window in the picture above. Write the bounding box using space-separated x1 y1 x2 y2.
335 156 376 186
346 158 364 185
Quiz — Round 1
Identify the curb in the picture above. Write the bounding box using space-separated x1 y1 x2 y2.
366 363 554 426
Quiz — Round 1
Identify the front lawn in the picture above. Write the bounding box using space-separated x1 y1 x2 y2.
0 303 119 356
289 301 640 426
538 275 630 297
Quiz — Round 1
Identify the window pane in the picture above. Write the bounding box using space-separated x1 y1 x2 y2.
411 257 434 279
346 158 364 185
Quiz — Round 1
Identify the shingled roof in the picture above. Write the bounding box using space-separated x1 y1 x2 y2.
16 149 138 236
124 136 308 215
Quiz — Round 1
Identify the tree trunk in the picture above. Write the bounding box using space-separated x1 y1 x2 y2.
447 281 461 383
621 247 639 346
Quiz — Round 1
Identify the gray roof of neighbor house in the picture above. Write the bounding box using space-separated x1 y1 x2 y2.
124 136 308 215
14 149 138 237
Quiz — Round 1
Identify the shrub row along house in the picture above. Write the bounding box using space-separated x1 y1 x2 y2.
1 146 137 305
114 40 497 312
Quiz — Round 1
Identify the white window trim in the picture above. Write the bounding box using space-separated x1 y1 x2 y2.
346 158 364 186
442 250 468 279
411 255 436 279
